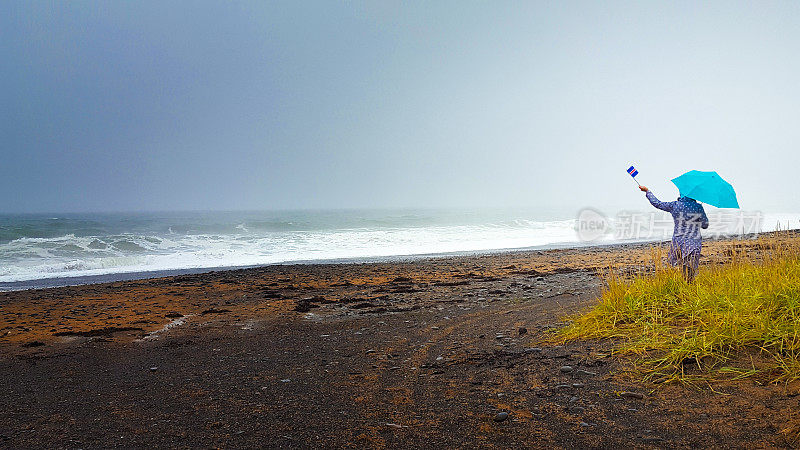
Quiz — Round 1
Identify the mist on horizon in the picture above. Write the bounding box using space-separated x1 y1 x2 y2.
2 1 799 214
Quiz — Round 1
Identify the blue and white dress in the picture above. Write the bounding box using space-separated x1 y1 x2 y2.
646 191 709 269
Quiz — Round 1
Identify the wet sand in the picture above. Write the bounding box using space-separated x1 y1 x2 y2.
2 234 799 448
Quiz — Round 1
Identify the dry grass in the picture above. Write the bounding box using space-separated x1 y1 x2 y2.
559 232 800 385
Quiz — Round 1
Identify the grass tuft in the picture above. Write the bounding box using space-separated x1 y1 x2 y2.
558 232 800 385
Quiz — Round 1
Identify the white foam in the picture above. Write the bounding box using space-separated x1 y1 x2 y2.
0 220 579 282
140 314 194 340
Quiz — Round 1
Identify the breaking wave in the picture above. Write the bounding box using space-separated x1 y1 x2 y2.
0 209 797 285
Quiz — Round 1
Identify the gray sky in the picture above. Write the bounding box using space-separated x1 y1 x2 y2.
2 1 799 213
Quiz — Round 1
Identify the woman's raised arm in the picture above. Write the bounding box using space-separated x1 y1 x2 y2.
639 186 675 213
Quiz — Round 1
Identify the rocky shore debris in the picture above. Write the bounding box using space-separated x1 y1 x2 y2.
352 302 377 309
391 276 413 283
261 289 283 299
200 308 231 315
434 280 470 286
294 296 327 312
54 326 144 337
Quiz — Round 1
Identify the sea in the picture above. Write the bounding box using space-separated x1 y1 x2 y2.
1 208 798 291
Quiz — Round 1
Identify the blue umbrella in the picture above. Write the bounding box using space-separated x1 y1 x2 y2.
671 170 739 208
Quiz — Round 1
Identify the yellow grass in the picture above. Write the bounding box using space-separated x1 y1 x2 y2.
559 232 800 385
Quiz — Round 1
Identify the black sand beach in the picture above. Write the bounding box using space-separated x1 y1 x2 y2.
2 234 798 448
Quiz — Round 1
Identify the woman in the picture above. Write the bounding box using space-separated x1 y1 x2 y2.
639 185 709 282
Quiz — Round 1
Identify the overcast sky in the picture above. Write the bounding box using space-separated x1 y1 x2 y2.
2 1 799 213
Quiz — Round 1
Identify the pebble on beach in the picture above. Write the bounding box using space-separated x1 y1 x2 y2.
493 411 509 422
619 391 644 399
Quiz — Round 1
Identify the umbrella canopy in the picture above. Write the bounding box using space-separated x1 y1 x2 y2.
671 170 739 208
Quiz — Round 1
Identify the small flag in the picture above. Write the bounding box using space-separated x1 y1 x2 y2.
627 166 639 177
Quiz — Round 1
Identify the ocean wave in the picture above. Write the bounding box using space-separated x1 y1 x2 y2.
1 211 798 284
0 219 585 282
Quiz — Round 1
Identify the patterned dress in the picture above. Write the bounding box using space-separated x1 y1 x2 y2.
646 191 709 270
